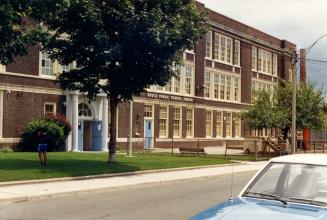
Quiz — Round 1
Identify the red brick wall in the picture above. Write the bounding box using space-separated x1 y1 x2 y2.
3 92 65 138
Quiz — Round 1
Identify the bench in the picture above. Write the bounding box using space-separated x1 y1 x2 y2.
179 147 206 155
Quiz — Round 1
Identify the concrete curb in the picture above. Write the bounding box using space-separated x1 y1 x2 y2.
0 162 247 187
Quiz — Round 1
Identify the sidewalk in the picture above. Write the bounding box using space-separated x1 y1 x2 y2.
0 161 266 204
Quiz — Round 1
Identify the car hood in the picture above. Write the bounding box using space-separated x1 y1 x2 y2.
189 197 327 220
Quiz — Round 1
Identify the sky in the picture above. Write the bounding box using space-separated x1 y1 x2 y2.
198 0 327 89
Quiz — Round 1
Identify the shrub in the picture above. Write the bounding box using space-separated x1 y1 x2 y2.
18 119 65 152
44 114 72 138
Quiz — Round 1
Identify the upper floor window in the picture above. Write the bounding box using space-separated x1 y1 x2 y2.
252 46 257 71
273 54 278 76
42 52 54 76
214 33 220 60
257 48 273 75
62 63 74 72
204 71 241 102
251 80 277 102
205 31 212 59
184 65 193 95
233 40 240 66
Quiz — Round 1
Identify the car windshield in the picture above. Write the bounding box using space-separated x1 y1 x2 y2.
243 162 327 206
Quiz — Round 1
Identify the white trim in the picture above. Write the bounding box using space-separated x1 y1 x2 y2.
0 90 3 138
0 71 56 80
0 138 20 143
0 83 63 95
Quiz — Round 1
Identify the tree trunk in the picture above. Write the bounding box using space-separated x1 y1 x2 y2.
282 127 290 141
107 95 119 164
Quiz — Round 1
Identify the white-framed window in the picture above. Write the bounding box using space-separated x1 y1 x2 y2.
204 71 211 98
184 65 193 95
225 112 232 137
219 35 226 62
251 80 277 101
226 38 232 64
186 108 194 138
234 78 240 102
233 40 240 66
204 70 241 102
214 33 220 60
257 48 273 75
173 107 182 138
62 63 74 72
218 34 233 65
216 111 223 137
273 54 278 76
159 106 168 138
0 64 6 72
205 31 212 59
213 73 219 99
235 115 241 138
206 110 213 138
226 76 232 101
44 102 56 116
42 52 54 76
144 105 153 118
78 103 92 117
252 46 257 71
220 75 225 100
174 70 180 93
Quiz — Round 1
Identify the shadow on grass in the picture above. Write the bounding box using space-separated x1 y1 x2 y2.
0 158 142 181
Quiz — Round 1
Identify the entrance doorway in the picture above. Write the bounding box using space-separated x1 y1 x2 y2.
144 119 153 149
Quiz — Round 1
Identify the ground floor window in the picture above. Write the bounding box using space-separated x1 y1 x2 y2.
216 111 223 137
206 110 213 138
235 116 241 138
173 107 182 138
44 102 56 116
159 106 168 138
225 112 232 137
186 108 193 138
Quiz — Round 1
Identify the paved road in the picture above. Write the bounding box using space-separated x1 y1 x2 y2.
0 171 255 220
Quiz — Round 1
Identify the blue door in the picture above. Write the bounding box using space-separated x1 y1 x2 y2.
78 120 84 151
144 119 153 149
91 121 102 151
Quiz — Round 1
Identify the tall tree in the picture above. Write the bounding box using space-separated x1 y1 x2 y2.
0 0 66 64
42 0 207 162
242 83 326 140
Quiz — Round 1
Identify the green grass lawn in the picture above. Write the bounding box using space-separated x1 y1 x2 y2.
0 152 237 182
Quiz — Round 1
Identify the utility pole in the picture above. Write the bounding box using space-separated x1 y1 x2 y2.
127 101 133 157
300 49 309 151
291 51 297 154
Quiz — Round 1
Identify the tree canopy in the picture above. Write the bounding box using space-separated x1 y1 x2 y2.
40 0 207 162
241 83 326 139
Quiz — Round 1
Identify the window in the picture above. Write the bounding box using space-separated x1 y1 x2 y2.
251 80 277 102
213 73 219 99
216 111 223 137
184 65 193 95
164 79 172 92
173 108 182 138
235 116 241 137
144 105 153 118
206 110 212 138
225 112 232 137
42 52 54 76
226 38 232 64
273 54 278 76
252 46 257 71
174 70 180 93
205 31 212 59
257 48 273 74
220 75 225 100
234 78 240 102
186 108 193 138
62 63 74 72
214 33 220 60
0 64 6 72
78 103 92 117
159 106 168 138
226 76 231 101
219 35 226 62
204 72 211 98
234 40 240 66
44 103 56 116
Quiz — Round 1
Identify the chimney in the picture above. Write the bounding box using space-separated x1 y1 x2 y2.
300 48 307 83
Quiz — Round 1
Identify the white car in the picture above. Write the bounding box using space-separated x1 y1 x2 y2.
190 154 327 220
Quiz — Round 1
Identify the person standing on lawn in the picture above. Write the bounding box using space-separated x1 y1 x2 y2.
37 131 48 166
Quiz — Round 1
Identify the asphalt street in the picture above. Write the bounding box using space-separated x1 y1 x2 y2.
0 171 256 220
